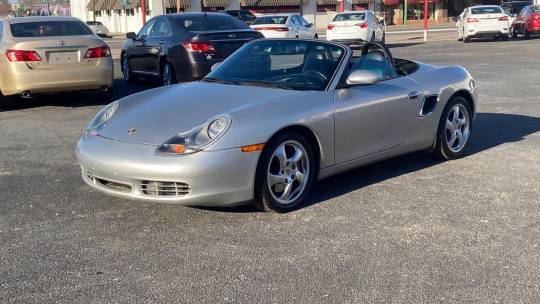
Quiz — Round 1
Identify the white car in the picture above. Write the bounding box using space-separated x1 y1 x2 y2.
251 14 317 39
326 10 385 45
86 21 109 37
456 5 510 42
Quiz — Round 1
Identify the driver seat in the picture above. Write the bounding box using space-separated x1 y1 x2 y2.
302 49 333 77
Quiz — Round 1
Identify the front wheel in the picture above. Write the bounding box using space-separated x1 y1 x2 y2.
122 55 136 84
382 32 386 44
253 132 315 212
433 96 473 160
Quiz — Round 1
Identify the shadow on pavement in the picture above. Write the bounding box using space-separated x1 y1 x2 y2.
203 112 540 213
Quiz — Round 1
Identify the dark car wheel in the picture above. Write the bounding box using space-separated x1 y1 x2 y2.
314 34 318 39
161 62 176 86
97 88 114 102
254 132 315 212
433 96 473 160
524 28 530 40
0 94 17 109
382 32 386 44
122 56 135 84
511 27 518 39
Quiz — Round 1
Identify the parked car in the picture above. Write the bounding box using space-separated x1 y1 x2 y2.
511 5 540 39
502 0 532 15
456 5 510 42
121 13 263 85
77 39 477 212
222 9 258 25
326 10 385 45
251 14 317 39
0 16 114 107
86 21 110 37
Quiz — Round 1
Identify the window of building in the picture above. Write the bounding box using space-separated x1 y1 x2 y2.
94 10 102 17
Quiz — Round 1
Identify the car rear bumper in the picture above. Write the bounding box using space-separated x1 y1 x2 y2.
0 58 114 96
466 26 509 38
327 30 369 43
76 134 259 206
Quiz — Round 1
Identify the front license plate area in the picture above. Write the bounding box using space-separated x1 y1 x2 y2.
48 51 78 64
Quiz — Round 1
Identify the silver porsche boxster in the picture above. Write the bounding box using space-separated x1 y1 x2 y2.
76 39 477 212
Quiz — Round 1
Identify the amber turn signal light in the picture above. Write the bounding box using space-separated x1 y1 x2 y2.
241 143 265 153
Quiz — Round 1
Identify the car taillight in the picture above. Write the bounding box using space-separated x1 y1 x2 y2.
182 41 215 53
534 14 540 20
254 27 289 32
5 49 42 62
84 46 111 58
327 24 336 30
499 16 509 21
357 23 368 28
467 18 479 23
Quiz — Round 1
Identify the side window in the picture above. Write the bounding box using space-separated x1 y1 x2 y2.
150 19 172 36
299 16 310 27
291 16 301 26
137 19 156 39
244 12 256 22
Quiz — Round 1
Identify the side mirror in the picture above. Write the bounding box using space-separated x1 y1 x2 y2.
210 62 222 71
307 23 313 27
346 70 380 86
126 32 136 40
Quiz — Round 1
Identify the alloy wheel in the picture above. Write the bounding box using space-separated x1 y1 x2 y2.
266 140 310 205
445 104 470 153
163 64 173 86
122 56 130 81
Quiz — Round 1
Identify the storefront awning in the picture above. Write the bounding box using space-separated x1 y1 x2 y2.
87 0 105 11
165 0 190 8
241 0 301 7
204 0 228 7
383 0 441 5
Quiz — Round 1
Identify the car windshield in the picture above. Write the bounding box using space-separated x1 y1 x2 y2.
10 21 93 37
252 16 288 25
333 13 366 22
471 7 503 14
172 15 248 31
204 40 346 91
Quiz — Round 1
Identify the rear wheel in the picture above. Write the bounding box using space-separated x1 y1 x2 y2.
502 34 509 41
433 96 473 160
463 35 471 43
97 88 114 103
0 94 17 109
161 62 176 86
253 132 315 212
371 32 376 42
122 55 136 84
314 34 318 39
524 28 530 40
511 26 518 39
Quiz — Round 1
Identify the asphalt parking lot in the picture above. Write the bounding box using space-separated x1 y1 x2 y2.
1 36 539 303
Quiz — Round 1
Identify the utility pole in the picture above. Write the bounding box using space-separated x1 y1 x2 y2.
93 0 96 21
141 0 146 24
176 0 180 13
403 0 407 26
423 0 428 41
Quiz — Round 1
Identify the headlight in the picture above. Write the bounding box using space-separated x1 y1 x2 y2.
157 115 231 154
86 101 119 135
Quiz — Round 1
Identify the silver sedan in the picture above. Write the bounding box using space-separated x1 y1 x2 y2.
76 39 477 212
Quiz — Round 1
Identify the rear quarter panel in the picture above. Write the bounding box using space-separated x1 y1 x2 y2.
404 62 477 146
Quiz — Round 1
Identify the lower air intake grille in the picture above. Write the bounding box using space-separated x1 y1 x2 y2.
140 180 191 197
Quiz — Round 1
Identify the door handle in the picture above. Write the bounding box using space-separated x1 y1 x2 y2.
408 91 421 100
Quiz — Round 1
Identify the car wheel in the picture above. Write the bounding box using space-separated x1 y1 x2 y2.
0 94 17 109
161 62 176 86
97 88 114 102
122 55 135 84
511 27 518 39
382 32 386 44
433 96 473 160
457 29 463 41
254 132 315 212
314 34 318 39
524 28 530 40
463 35 471 43
502 34 509 41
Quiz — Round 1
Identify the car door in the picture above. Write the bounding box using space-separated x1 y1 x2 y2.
127 19 156 74
299 16 313 38
142 18 172 75
333 53 422 163
290 16 302 38
369 12 384 41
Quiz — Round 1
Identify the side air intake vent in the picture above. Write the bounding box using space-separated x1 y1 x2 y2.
420 95 438 117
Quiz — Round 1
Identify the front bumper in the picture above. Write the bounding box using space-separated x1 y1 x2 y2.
0 57 114 96
76 135 260 206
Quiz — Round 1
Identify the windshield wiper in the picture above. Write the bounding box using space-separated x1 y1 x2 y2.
235 80 299 90
202 77 238 85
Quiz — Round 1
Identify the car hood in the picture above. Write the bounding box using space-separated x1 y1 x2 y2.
98 82 302 146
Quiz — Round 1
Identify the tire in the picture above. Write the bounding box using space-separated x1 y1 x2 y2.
0 94 17 109
524 28 530 40
502 34 509 41
382 32 386 44
97 88 114 103
253 132 315 212
161 62 176 86
314 34 318 39
463 35 471 43
511 27 518 39
433 96 473 160
122 55 136 84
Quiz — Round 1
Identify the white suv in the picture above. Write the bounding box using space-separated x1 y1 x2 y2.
457 5 510 42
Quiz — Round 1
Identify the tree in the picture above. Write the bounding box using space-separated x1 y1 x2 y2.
0 0 11 16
